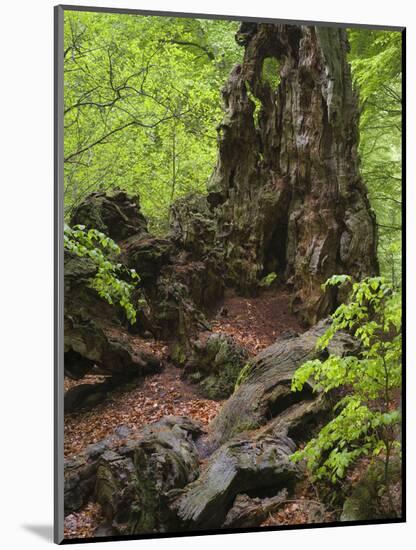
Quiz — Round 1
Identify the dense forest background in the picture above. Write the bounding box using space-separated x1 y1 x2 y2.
63 13 402 284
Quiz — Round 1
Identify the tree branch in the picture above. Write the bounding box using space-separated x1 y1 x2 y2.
64 110 191 163
159 38 214 60
377 223 402 232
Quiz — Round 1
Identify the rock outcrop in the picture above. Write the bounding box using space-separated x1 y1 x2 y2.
64 249 161 388
71 190 148 242
64 190 224 399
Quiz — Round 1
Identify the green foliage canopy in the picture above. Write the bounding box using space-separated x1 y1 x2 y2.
64 12 241 232
63 14 402 281
61 16 403 509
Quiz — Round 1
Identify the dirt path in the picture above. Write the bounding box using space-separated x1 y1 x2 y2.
211 287 305 355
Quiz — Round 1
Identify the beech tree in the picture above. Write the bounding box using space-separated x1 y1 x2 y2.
206 24 378 323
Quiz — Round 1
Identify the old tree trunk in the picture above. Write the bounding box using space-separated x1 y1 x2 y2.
206 23 378 323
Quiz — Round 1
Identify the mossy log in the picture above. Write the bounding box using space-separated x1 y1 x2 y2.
207 320 357 448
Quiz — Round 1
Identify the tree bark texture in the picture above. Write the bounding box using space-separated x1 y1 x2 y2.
207 23 378 323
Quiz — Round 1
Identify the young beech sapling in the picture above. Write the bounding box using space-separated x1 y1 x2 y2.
64 224 139 323
290 276 401 500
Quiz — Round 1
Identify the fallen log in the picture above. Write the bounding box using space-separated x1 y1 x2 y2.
168 432 299 531
64 322 357 534
207 320 357 449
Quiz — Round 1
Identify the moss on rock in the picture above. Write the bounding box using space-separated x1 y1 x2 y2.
183 333 249 400
340 458 402 521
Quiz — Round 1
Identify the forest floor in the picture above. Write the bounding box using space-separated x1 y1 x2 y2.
63 287 311 538
66 286 402 535
211 287 305 355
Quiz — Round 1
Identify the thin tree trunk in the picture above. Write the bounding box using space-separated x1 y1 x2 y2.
169 123 177 220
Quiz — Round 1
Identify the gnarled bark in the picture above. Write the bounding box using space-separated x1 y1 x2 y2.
168 432 299 530
207 23 378 323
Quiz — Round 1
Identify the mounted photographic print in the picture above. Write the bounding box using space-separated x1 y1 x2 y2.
54 4 405 544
